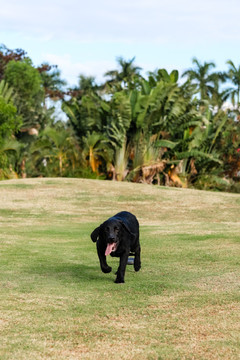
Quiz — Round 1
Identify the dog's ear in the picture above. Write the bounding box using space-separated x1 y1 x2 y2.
91 226 100 242
120 221 136 240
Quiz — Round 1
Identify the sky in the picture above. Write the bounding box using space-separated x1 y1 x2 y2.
0 0 240 87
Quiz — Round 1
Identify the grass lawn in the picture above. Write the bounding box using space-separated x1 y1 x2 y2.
0 178 240 360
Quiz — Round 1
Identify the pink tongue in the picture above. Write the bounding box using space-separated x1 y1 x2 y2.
105 243 115 256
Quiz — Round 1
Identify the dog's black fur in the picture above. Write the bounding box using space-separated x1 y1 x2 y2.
91 211 141 283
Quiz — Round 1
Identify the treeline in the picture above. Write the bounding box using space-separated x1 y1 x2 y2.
0 45 240 192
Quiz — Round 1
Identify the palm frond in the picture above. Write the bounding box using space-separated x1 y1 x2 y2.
176 150 222 164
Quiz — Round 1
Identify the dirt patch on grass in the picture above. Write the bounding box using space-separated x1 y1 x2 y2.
196 271 240 292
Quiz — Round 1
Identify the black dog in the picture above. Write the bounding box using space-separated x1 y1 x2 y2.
91 211 141 283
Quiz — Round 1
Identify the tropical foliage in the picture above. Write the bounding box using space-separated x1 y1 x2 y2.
0 44 239 192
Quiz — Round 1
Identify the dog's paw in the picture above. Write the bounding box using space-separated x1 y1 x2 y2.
134 261 141 272
101 266 112 273
114 277 125 284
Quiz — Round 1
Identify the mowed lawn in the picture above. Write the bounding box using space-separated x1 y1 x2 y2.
0 178 240 360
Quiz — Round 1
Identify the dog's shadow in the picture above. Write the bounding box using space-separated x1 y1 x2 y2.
29 261 117 284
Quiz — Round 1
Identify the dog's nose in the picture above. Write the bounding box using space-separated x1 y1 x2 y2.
108 236 115 242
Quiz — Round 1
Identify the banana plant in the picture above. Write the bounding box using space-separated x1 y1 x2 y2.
82 132 112 174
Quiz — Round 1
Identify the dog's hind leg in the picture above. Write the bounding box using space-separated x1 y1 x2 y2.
134 244 141 272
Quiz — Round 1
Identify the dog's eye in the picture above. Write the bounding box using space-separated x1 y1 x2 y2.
105 226 110 232
114 227 119 232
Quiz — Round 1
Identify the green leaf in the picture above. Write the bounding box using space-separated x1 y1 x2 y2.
154 140 179 149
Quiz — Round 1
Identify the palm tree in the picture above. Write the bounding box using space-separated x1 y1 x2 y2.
66 74 99 99
78 74 97 92
226 60 240 106
104 57 142 91
182 57 217 100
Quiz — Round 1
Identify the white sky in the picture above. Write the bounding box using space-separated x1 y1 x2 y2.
0 0 240 86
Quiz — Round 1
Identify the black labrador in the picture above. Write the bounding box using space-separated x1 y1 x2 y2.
91 211 141 283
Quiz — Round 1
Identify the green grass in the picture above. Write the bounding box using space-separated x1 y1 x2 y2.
0 178 240 359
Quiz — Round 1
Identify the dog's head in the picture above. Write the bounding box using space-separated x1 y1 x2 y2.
91 217 135 255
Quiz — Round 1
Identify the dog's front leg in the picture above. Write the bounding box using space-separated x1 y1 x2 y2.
97 241 112 273
115 251 129 283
